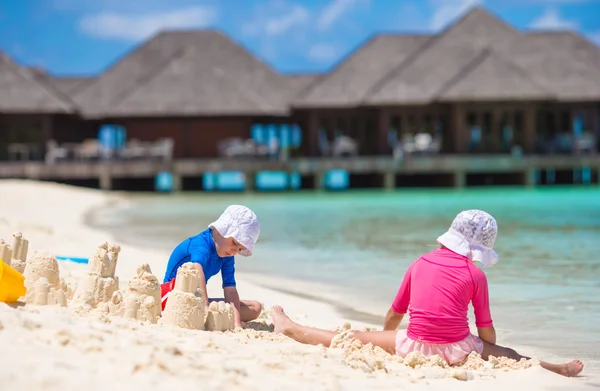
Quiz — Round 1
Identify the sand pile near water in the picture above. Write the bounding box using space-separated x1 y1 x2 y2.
11 239 541 382
22 251 67 306
1 230 548 388
325 323 539 381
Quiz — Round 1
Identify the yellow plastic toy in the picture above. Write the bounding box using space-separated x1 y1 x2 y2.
0 258 27 303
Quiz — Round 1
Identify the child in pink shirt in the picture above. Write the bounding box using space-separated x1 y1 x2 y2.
271 210 584 377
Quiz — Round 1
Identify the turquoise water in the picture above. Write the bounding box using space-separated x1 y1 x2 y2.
88 186 600 368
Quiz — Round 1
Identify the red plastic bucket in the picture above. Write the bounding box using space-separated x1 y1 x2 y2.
160 278 176 311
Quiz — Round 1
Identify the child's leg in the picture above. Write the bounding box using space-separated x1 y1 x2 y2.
271 306 397 354
480 340 584 377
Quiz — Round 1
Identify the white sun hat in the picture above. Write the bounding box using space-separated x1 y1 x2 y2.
437 209 499 267
209 205 260 257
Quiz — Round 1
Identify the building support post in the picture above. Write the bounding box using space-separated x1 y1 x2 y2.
99 166 112 191
245 172 255 192
377 109 390 155
524 168 537 188
304 111 320 157
383 171 395 191
172 171 182 192
314 171 325 191
454 171 466 189
452 104 467 153
523 105 536 154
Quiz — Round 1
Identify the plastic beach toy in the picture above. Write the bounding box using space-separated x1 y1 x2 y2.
0 259 27 303
55 256 89 264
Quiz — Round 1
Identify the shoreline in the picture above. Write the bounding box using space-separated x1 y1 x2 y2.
83 185 600 371
82 192 392 328
0 179 597 390
82 194 385 328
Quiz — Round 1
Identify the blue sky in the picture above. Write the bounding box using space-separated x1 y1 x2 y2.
1 0 599 76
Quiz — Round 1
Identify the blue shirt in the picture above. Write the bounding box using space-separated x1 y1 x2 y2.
163 228 236 288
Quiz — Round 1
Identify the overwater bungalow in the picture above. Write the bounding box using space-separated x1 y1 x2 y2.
0 7 599 190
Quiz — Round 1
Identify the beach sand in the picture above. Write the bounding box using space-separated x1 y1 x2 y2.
0 179 595 391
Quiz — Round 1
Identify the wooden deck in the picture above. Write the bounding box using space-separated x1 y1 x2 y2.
1 155 598 190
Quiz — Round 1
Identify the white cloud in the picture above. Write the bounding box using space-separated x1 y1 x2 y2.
265 5 309 36
317 0 366 31
429 0 482 31
242 3 309 37
78 6 217 41
308 43 339 62
528 7 579 30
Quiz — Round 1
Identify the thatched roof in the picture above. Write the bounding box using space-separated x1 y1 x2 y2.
284 73 322 98
525 31 600 69
14 6 595 117
293 34 431 108
514 30 600 101
297 7 600 107
437 48 553 101
364 8 535 105
50 76 95 95
0 54 77 113
75 30 297 118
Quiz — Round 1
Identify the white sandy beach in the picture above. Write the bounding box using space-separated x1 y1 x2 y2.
0 179 596 391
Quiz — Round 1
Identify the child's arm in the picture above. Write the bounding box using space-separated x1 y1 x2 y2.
472 270 495 344
384 307 404 331
477 326 496 345
384 262 415 330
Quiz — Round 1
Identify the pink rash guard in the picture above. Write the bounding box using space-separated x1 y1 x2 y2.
391 247 493 344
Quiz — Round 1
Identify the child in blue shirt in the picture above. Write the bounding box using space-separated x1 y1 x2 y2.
162 205 261 327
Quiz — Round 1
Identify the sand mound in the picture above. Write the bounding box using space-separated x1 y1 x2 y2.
0 232 29 274
205 301 235 331
69 242 121 314
11 232 29 274
0 239 12 266
119 264 162 323
325 323 540 380
162 263 205 330
22 251 67 306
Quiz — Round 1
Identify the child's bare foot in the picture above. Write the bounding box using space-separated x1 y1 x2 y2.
562 360 584 377
271 305 294 335
542 360 584 377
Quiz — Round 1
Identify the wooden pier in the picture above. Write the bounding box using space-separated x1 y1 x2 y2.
0 155 598 191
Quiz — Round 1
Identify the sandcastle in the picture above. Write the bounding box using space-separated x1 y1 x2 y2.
11 232 29 274
205 301 235 332
22 251 67 307
162 263 206 330
0 239 12 265
114 263 162 323
0 232 29 274
69 242 121 313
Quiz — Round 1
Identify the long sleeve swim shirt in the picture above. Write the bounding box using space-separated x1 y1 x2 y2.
391 247 493 344
163 228 236 288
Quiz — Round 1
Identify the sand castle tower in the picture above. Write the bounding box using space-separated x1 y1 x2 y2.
22 251 67 307
119 264 162 323
205 301 235 332
70 242 121 312
0 232 29 273
0 239 12 266
11 232 29 274
162 262 206 330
